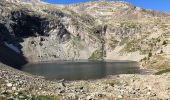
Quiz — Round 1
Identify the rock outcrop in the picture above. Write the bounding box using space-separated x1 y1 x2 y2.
0 0 170 69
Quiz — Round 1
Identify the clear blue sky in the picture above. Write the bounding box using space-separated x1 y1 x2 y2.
42 0 170 12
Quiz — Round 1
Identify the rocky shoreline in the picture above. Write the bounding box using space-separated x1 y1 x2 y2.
0 63 170 99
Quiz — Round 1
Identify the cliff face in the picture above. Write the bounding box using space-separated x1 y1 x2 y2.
0 0 170 69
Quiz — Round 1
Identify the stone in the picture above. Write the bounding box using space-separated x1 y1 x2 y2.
80 87 84 90
59 90 65 94
40 37 45 41
123 82 128 87
59 82 66 87
136 88 140 91
19 95 26 99
147 92 151 96
6 83 12 87
12 87 16 91
9 96 14 100
118 95 123 98
31 41 35 44
98 94 103 97
152 93 157 97
86 96 93 100
14 92 19 95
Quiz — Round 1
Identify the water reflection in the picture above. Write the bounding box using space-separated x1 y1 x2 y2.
21 61 140 80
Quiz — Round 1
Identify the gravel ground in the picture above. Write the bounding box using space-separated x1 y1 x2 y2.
0 63 170 100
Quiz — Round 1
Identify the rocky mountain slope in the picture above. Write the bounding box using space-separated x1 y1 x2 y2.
1 0 170 99
0 0 170 70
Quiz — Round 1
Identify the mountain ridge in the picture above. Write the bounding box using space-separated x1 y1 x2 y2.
0 0 170 70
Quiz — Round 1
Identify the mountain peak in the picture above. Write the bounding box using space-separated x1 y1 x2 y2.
5 0 41 3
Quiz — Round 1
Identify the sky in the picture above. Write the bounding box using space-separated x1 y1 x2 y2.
42 0 170 12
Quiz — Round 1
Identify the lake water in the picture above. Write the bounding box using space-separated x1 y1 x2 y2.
21 61 140 80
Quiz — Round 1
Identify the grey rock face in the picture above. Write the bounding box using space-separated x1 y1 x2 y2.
0 0 170 69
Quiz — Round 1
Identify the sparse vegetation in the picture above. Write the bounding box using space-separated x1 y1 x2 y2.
88 49 103 60
142 55 170 70
108 37 119 49
33 95 60 100
119 37 129 46
155 69 170 75
104 80 121 87
120 21 140 29
123 39 140 52
148 52 152 57
71 36 84 50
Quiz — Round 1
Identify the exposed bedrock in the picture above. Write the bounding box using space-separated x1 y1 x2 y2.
0 0 170 70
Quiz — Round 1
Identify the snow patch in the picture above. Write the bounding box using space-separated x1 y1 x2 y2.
4 42 20 54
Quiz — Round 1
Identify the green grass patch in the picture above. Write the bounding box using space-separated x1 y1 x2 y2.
104 80 121 87
108 37 119 50
155 68 170 75
88 50 103 60
122 39 141 52
120 21 140 29
119 37 129 46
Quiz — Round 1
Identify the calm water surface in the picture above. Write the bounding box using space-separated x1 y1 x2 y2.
21 61 140 80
